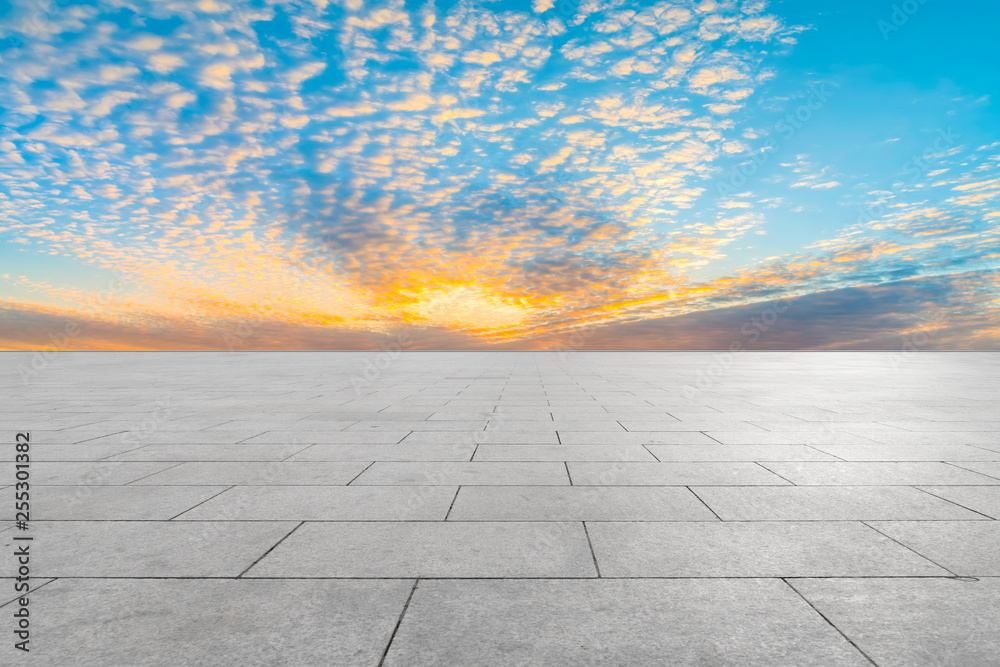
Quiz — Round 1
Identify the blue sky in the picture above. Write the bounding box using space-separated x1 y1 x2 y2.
0 0 997 349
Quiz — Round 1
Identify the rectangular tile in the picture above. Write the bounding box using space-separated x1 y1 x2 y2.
559 431 718 445
917 486 1000 519
401 431 560 444
693 486 987 521
706 431 876 445
620 421 765 432
242 431 411 444
351 462 569 485
103 444 308 461
28 461 177 485
588 522 947 577
567 462 789 486
345 420 487 431
860 432 1000 446
18 521 297 577
130 461 371 485
472 444 656 461
13 578 412 666
758 462 1000 485
812 444 1000 461
646 445 839 461
28 485 228 520
447 486 717 521
284 443 475 461
245 522 596 578
383 579 870 666
80 430 268 444
178 486 456 520
868 521 1000 576
791 578 1000 667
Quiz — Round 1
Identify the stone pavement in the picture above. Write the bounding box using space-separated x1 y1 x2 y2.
3 351 999 665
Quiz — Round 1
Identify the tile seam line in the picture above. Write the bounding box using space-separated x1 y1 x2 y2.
781 578 879 666
942 461 1000 482
912 486 998 520
377 579 420 667
582 521 602 578
123 461 187 485
755 461 797 486
236 520 305 579
858 521 959 577
168 485 236 520
685 486 724 521
345 461 376 486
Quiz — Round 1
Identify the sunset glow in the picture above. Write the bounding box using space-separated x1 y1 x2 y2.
1 0 998 349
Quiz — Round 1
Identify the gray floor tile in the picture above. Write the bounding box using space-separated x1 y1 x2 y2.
0 444 144 462
758 462 1000 485
492 420 625 432
693 486 987 520
79 430 268 444
568 462 789 486
861 432 1000 445
28 485 228 520
401 431 560 444
620 420 765 431
791 578 1000 667
130 461 370 485
285 444 475 461
917 485 1000 518
179 485 456 520
447 486 717 521
812 444 1000 461
383 579 871 666
472 444 657 461
945 461 1000 479
245 522 597 578
646 444 840 461
28 461 177 485
7 521 296 577
879 421 1000 432
588 522 947 577
559 431 718 444
351 461 570 485
868 521 1000 576
346 420 487 431
242 430 411 443
706 431 876 445
5 578 412 666
206 420 358 431
103 444 309 461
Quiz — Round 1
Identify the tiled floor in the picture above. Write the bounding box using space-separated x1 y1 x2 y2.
3 351 999 665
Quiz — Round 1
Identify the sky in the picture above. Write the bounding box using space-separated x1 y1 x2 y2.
0 0 998 351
